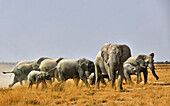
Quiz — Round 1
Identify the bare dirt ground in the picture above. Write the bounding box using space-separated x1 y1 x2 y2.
0 63 169 106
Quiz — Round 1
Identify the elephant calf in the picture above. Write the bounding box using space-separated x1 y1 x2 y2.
123 64 142 84
28 71 51 89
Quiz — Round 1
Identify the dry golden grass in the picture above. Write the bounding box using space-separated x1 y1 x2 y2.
0 64 170 106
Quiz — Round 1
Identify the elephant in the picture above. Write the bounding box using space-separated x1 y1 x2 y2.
39 57 64 81
28 70 51 89
123 63 142 84
16 57 49 66
53 58 95 88
124 53 159 84
3 63 40 88
95 43 131 91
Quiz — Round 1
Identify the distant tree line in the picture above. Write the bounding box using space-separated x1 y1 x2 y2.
155 61 170 64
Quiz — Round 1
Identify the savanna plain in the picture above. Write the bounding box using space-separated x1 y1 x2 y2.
0 63 169 106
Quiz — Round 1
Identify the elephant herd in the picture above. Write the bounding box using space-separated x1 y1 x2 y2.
2 43 159 91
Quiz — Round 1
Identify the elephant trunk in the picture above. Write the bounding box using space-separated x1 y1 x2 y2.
108 62 117 81
148 64 159 80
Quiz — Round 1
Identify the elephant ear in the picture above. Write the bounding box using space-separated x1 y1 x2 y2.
37 57 49 65
56 57 64 63
101 43 111 64
135 55 147 68
78 58 88 71
149 53 154 59
88 61 95 73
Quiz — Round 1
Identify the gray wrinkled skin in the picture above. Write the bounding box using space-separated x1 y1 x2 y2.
123 64 142 84
95 43 131 91
39 57 63 81
124 53 159 84
28 70 51 89
55 58 95 89
3 63 40 88
16 57 49 66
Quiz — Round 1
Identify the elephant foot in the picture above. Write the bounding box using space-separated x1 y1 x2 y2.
117 88 124 92
95 85 100 89
9 85 12 88
118 89 124 92
137 78 142 84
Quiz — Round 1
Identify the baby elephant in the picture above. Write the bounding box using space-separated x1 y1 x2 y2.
28 71 51 89
123 64 142 84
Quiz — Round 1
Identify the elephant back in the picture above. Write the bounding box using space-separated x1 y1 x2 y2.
39 57 64 72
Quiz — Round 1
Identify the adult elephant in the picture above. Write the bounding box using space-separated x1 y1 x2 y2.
3 63 39 88
124 53 159 84
54 58 95 88
16 57 49 66
39 57 64 81
95 43 131 91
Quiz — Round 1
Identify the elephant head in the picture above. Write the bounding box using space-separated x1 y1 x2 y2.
101 44 122 69
135 53 159 80
31 63 40 70
78 58 94 78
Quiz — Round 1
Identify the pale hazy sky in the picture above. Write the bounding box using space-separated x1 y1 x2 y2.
0 0 169 62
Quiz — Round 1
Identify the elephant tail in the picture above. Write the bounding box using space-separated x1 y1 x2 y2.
2 71 14 74
56 57 64 63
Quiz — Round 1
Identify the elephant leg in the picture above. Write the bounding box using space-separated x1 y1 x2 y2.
58 69 65 82
124 77 127 84
143 68 148 84
9 76 18 88
73 78 80 87
36 80 40 89
124 66 131 84
20 80 23 85
101 76 107 85
28 83 32 89
126 76 134 85
78 68 90 89
117 66 124 91
24 79 27 85
136 72 142 84
43 81 47 88
95 65 101 89
81 78 90 88
79 74 90 88
124 74 131 85
48 80 52 86
28 80 33 89
53 71 55 82
89 73 95 85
